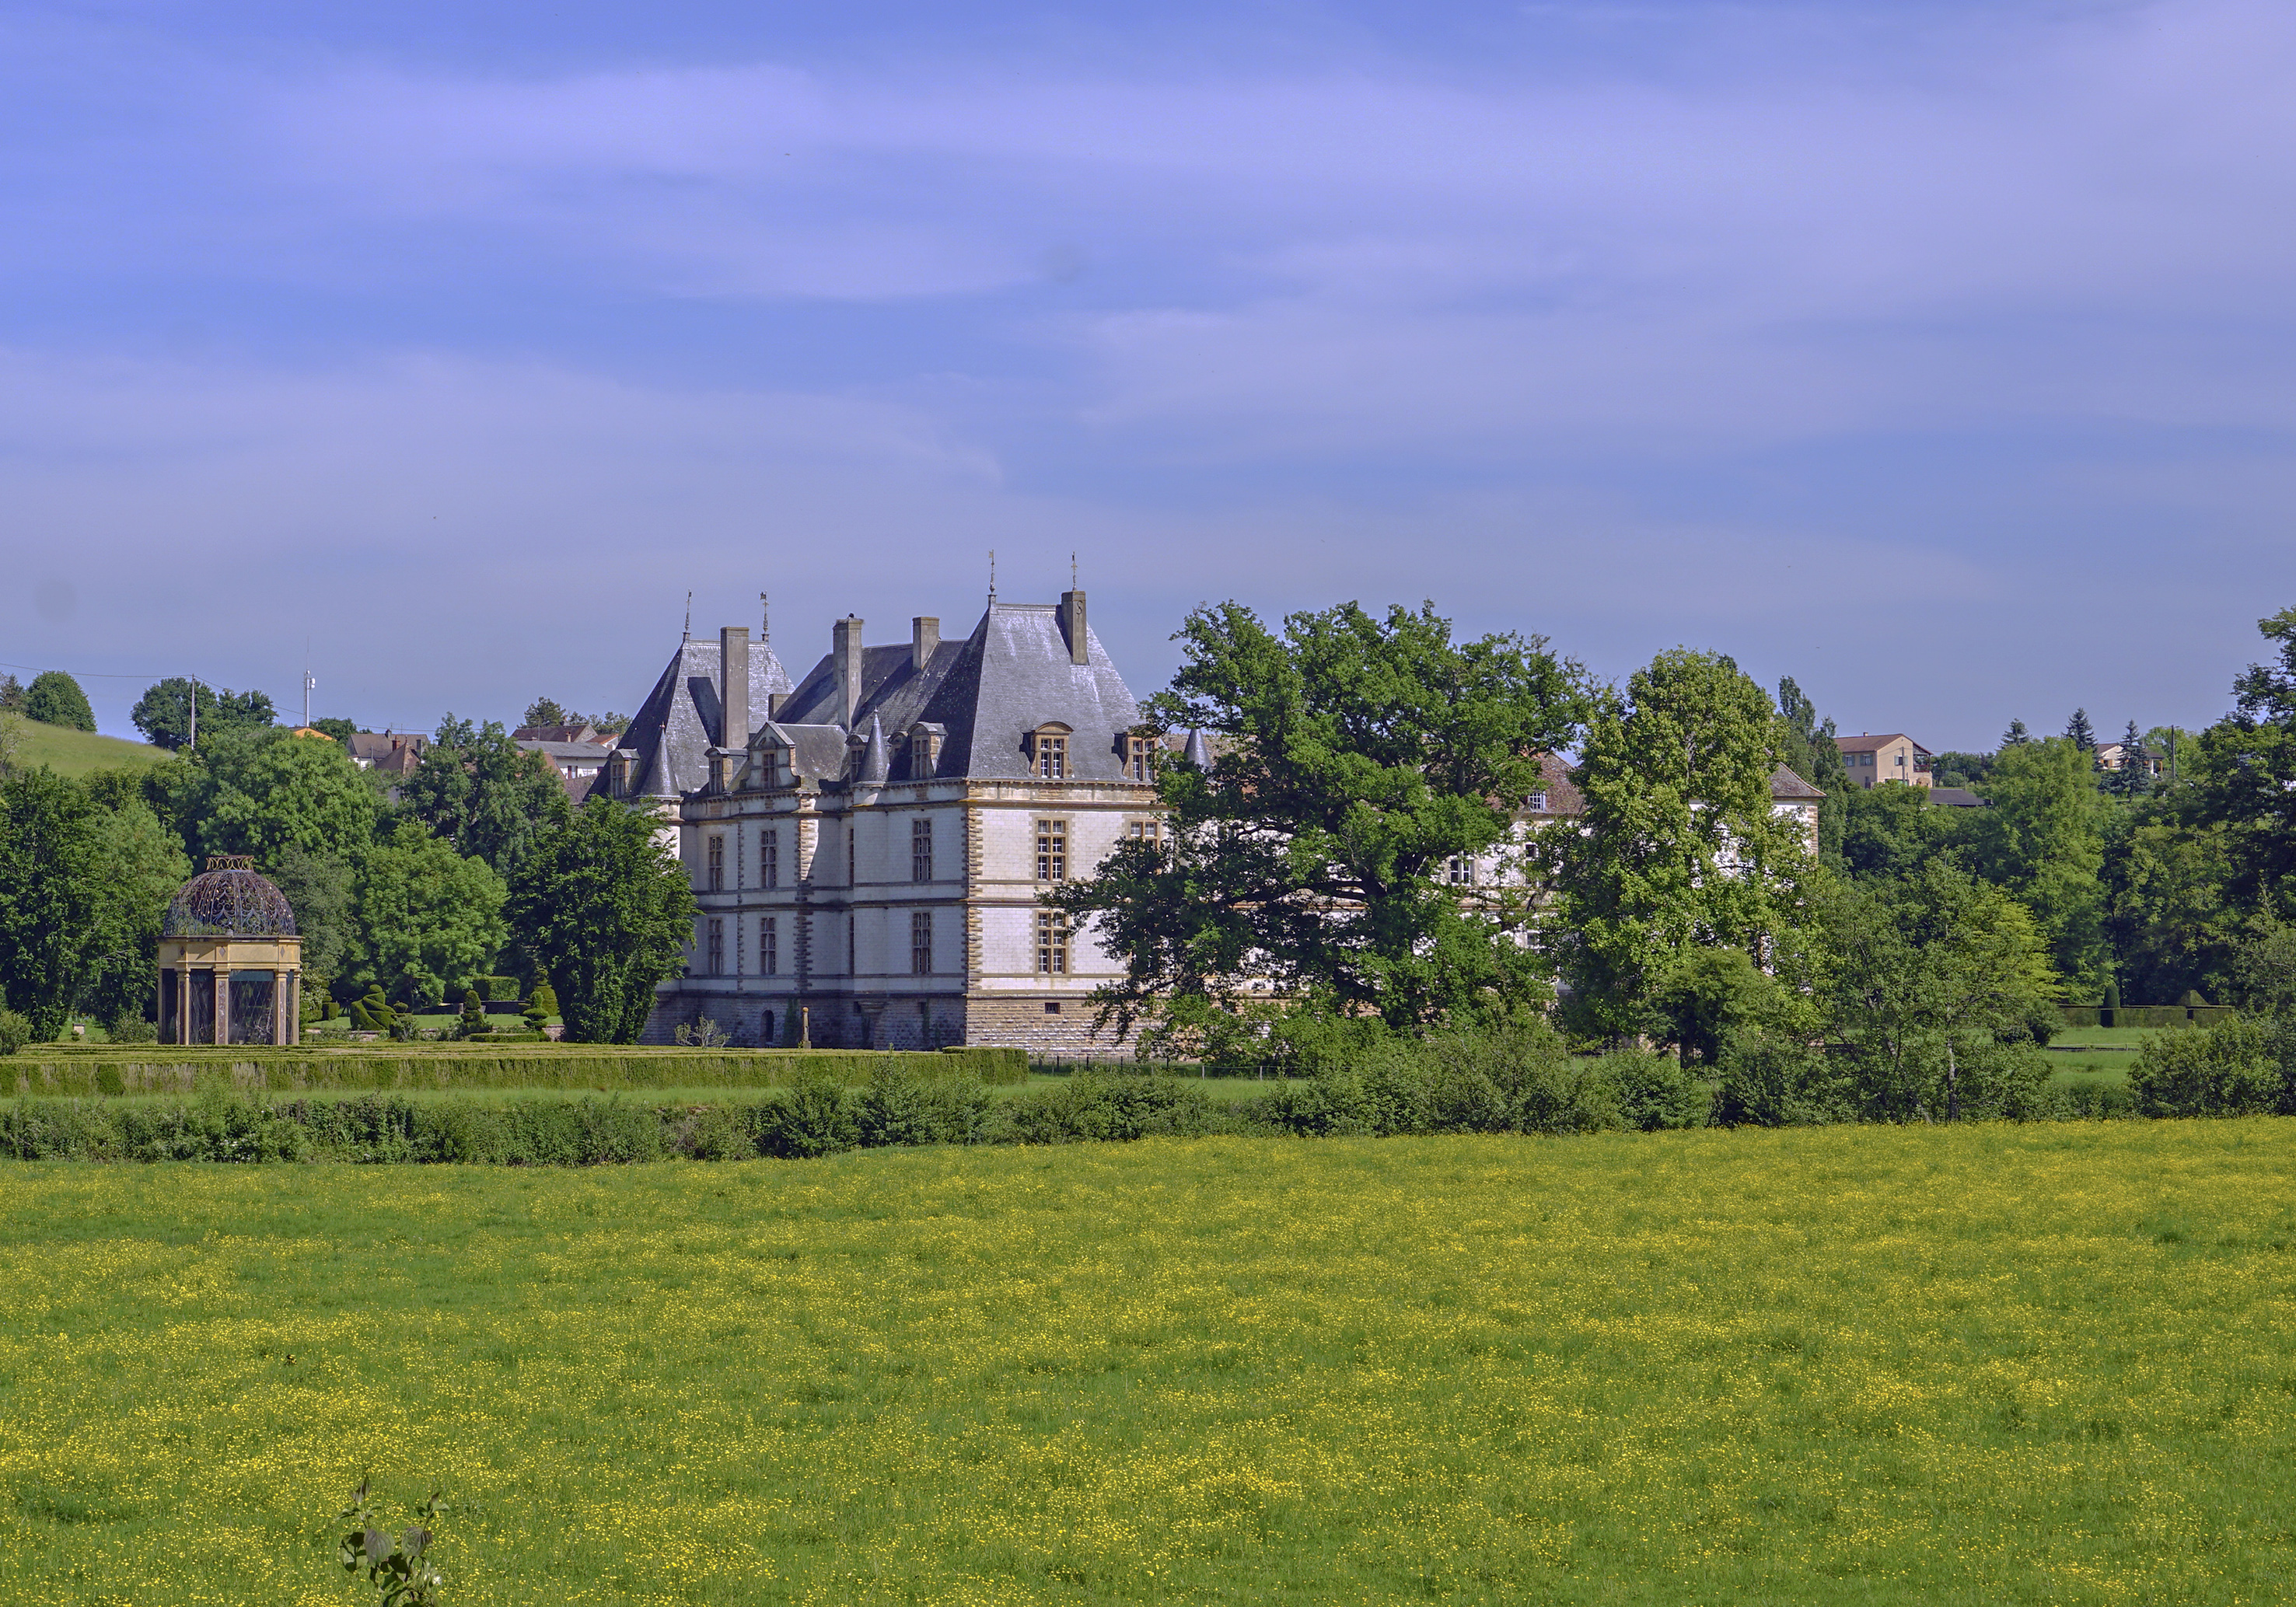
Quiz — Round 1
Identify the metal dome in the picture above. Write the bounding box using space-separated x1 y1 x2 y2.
163 857 299 938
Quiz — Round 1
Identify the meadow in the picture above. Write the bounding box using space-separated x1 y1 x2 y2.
0 718 173 777
5 1123 2295 1605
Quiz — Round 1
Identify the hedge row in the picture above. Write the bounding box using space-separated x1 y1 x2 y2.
2060 1005 2236 1029
0 1069 1225 1164
2 1046 1025 1099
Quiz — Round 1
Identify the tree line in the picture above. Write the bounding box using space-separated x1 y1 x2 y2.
1052 600 2296 1123
0 714 691 1044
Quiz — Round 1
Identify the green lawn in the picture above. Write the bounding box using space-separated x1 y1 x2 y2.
2050 1026 2170 1050
5 1123 2294 1604
1 718 175 776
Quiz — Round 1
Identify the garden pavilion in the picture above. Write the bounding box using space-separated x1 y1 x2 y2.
156 857 302 1046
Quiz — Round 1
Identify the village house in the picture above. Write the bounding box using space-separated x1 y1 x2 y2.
1834 732 1932 789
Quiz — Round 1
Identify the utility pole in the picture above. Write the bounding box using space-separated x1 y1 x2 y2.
187 676 197 750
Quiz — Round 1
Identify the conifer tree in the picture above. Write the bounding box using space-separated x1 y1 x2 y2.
2001 718 2031 747
2064 708 2097 751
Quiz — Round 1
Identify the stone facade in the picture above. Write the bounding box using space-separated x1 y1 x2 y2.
608 592 1158 1055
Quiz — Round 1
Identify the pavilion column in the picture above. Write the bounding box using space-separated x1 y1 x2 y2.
213 969 229 1046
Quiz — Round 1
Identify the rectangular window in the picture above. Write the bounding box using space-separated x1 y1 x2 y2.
847 916 856 976
848 828 857 886
1035 819 1068 882
705 834 724 892
760 917 778 976
705 917 725 975
1036 911 1069 975
760 829 779 889
1036 734 1068 780
911 910 933 975
1526 790 1548 812
1447 856 1476 886
1126 819 1162 845
1126 735 1154 783
912 818 933 882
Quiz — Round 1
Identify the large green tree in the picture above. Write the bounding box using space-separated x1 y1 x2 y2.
2187 607 2296 924
393 717 570 875
1964 735 2109 997
2100 803 2238 1005
0 769 106 1037
1826 859 2057 1121
1552 649 1821 1041
345 823 509 1005
1050 600 1591 1034
1840 779 1959 882
24 671 96 733
507 799 695 1043
129 678 276 750
268 845 356 1001
162 726 380 867
77 792 194 1025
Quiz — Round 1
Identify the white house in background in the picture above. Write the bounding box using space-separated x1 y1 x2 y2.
596 591 1158 1053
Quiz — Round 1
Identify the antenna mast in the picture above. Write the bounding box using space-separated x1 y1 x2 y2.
302 638 315 728
988 550 997 603
683 590 692 643
759 590 770 648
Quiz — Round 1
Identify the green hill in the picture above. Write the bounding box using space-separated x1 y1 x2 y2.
2 717 176 776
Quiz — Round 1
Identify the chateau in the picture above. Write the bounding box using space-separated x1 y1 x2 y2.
599 590 1158 1052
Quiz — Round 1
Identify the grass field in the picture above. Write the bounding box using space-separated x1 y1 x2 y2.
0 717 175 776
5 1124 2294 1605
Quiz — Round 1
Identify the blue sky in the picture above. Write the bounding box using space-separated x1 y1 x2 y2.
4 0 2292 750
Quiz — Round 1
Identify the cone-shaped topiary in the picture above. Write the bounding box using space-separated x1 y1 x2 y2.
460 987 491 1036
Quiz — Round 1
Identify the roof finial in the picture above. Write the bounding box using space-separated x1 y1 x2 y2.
1071 550 1077 589
988 549 997 604
759 590 770 648
683 589 692 643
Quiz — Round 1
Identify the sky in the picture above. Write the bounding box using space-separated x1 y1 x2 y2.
2 0 2293 752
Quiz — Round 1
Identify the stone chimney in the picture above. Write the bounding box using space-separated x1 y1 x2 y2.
1060 589 1088 666
833 616 865 728
912 616 938 673
718 626 750 749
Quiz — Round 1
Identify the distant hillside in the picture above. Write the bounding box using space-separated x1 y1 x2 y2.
4 718 177 777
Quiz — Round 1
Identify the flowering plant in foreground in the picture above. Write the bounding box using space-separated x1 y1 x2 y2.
336 1479 446 1607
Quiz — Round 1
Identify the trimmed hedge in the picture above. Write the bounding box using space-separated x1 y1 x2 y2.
2059 1004 2235 1030
0 1065 1221 1164
2 1046 1026 1099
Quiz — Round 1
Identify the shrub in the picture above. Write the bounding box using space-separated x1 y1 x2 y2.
2130 1018 2286 1118
348 987 397 1032
1599 1050 1712 1131
991 1070 1223 1144
854 1063 992 1148
95 1065 125 1096
458 989 491 1038
755 1071 858 1158
476 974 519 1002
105 1014 159 1046
1714 1033 1853 1127
0 1010 36 1056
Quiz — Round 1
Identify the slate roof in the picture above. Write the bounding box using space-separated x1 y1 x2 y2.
613 637 795 800
1833 732 1932 756
1928 787 1989 808
771 602 1143 785
1769 766 1826 800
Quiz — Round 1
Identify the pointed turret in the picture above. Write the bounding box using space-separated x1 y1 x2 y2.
1183 728 1214 771
861 712 890 784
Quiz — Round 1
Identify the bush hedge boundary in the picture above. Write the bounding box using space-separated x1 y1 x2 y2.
3 1046 1025 1098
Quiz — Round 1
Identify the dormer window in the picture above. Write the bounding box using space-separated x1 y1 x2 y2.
1125 735 1155 784
1031 724 1071 780
907 723 945 780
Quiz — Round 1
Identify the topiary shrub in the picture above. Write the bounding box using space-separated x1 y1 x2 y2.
458 988 492 1037
347 987 397 1033
2102 979 2121 1029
